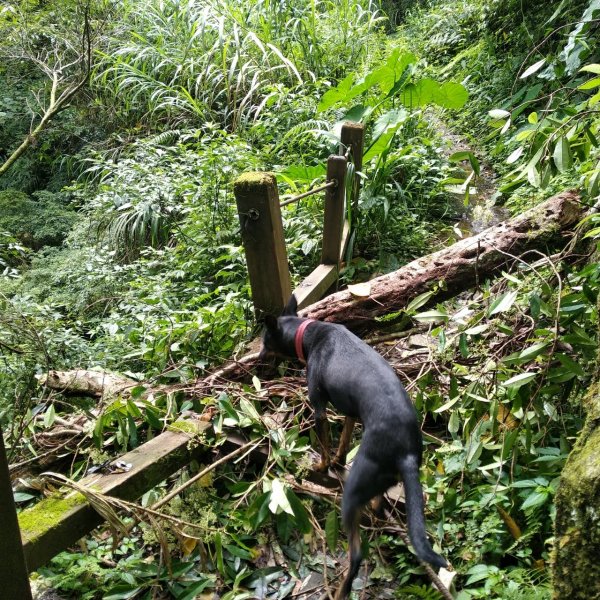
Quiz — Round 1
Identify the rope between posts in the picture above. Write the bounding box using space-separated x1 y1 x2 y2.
280 179 337 207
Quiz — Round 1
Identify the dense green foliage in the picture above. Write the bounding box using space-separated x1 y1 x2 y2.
0 190 78 250
1 0 599 598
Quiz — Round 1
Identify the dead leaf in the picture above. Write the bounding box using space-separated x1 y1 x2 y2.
347 281 371 297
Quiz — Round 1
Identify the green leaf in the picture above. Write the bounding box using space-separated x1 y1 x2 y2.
506 147 524 164
518 341 550 361
285 489 312 534
378 50 417 94
553 136 573 173
406 290 435 313
459 333 469 358
434 396 461 413
325 509 339 552
520 59 546 79
44 403 56 428
527 164 541 187
489 109 510 119
400 78 438 107
268 479 294 516
555 353 585 376
463 324 489 336
502 372 537 388
342 104 372 122
413 309 449 323
578 77 600 90
465 564 498 585
279 164 326 183
317 74 355 112
372 109 408 140
521 490 549 510
580 63 600 74
363 129 398 163
13 492 36 503
488 290 518 315
448 150 479 174
435 81 469 109
589 90 600 106
512 477 549 488
449 151 472 162
103 587 143 600
448 410 460 435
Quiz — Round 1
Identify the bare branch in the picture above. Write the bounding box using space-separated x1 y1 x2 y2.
0 2 95 178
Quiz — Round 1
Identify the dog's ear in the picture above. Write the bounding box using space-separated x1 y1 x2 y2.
264 314 278 331
282 294 298 316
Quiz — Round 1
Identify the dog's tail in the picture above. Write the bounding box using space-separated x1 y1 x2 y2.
398 456 447 569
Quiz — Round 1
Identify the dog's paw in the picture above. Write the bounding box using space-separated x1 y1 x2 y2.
313 459 330 473
332 453 346 468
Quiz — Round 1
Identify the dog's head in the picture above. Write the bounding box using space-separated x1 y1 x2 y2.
258 295 299 361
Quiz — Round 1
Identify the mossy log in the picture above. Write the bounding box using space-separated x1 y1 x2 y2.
552 359 600 597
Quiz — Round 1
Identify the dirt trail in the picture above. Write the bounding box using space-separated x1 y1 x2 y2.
436 118 509 239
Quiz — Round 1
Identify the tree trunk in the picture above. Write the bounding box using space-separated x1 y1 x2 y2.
302 190 582 329
552 310 600 598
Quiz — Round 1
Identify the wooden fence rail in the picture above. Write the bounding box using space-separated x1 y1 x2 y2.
234 121 364 316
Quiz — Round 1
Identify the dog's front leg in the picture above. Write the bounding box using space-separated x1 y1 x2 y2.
314 410 331 472
308 380 331 472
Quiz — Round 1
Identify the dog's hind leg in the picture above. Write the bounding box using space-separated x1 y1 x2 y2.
335 452 395 599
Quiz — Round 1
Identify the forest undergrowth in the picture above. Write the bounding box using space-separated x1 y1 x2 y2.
1 1 599 599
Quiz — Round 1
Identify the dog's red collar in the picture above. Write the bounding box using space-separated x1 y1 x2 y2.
295 319 316 363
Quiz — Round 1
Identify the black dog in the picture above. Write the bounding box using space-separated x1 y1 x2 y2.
259 295 447 599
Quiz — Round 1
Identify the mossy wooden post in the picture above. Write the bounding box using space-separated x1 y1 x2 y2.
234 172 292 317
322 155 347 266
340 122 364 215
0 427 33 599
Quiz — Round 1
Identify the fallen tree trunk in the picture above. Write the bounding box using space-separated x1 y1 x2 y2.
302 190 582 328
37 370 139 398
37 369 177 400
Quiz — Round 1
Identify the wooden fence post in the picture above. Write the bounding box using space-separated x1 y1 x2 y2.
234 172 292 317
0 427 32 599
322 155 347 266
340 122 364 215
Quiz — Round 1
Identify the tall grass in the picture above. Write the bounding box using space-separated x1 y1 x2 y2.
94 0 385 131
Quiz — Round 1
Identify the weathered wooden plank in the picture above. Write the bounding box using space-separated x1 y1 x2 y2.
1 427 33 598
294 264 339 310
19 421 210 572
340 122 364 216
234 172 292 317
322 155 347 265
294 219 350 309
